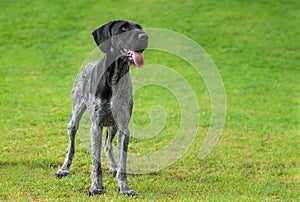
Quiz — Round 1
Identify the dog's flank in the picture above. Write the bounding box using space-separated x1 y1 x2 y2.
55 20 148 196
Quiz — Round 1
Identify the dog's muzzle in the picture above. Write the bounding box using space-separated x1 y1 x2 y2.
121 48 144 68
120 32 148 68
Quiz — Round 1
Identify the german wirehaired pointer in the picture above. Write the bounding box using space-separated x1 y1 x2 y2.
55 20 148 196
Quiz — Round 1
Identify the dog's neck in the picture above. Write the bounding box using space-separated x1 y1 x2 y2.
93 55 132 99
104 56 130 86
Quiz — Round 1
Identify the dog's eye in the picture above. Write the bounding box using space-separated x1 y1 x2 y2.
121 26 129 31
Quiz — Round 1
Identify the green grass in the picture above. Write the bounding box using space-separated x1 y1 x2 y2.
0 0 299 201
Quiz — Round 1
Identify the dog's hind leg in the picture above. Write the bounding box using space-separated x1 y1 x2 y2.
56 102 86 178
104 126 118 176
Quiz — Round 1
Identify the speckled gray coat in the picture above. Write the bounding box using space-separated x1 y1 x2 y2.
55 20 148 196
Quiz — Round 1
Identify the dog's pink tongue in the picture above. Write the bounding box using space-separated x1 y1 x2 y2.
133 52 144 68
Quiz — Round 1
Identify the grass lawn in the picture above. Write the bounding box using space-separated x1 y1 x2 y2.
0 0 299 201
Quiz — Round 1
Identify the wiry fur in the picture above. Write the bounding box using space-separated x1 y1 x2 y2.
55 20 148 196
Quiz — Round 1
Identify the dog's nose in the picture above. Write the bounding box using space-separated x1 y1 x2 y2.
138 33 148 41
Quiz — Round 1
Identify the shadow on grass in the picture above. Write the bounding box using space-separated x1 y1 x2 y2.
0 158 60 169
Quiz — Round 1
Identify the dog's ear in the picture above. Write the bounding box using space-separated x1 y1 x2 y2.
92 21 115 53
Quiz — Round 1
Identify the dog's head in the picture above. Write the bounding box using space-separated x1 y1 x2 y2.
92 20 148 68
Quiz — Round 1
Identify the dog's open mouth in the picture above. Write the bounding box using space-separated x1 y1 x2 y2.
121 48 144 68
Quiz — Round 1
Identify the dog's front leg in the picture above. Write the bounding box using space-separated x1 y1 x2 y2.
117 127 135 196
88 122 103 196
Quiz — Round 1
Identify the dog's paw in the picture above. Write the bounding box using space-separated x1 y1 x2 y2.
118 186 136 196
119 189 136 196
110 168 117 177
88 186 103 196
55 170 69 179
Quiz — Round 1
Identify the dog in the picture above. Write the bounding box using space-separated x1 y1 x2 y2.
55 20 148 196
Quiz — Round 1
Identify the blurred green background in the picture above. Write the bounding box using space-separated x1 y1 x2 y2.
0 0 299 201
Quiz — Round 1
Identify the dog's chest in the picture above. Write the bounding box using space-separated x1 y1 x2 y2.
94 98 115 126
92 61 133 127
94 92 133 127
